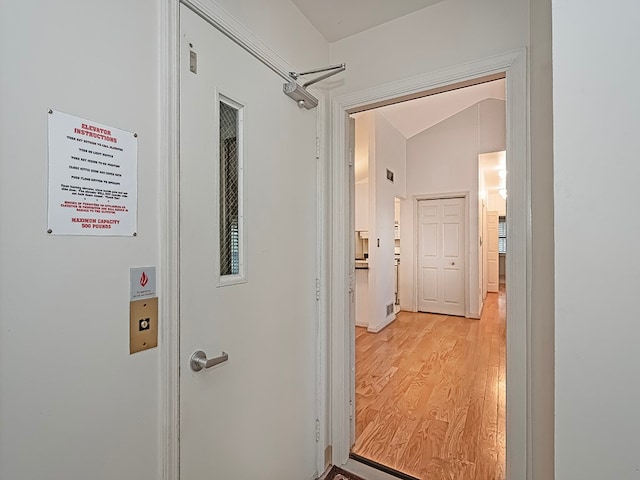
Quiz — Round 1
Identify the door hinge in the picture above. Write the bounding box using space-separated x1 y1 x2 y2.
315 278 321 301
189 50 197 74
315 137 321 159
315 418 321 442
349 400 354 420
348 147 353 167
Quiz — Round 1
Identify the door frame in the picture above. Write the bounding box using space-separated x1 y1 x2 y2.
161 1 329 478
160 1 180 478
413 193 470 317
329 49 530 478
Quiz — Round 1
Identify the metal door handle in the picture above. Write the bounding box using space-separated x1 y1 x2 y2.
190 350 229 372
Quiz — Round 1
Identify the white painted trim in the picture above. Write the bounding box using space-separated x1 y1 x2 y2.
315 90 330 477
330 113 351 467
160 1 180 479
504 48 530 480
411 192 470 318
163 1 329 479
329 48 530 480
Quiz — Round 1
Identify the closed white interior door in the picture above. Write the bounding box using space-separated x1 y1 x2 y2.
179 6 318 479
417 198 465 316
487 210 499 292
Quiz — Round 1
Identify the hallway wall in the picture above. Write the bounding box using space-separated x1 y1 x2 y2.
329 0 528 96
0 1 329 478
401 99 505 317
330 3 556 476
0 2 162 478
367 113 407 331
553 1 640 478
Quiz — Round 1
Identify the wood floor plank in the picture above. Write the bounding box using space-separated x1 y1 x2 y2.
378 408 422 468
474 365 499 480
459 345 489 464
496 294 507 480
421 457 476 480
402 417 448 474
352 408 402 460
352 290 506 479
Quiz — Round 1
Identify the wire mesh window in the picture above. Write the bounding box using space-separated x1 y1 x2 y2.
498 216 507 254
219 99 242 277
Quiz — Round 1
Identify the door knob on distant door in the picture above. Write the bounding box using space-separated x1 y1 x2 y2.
190 350 229 372
451 262 455 265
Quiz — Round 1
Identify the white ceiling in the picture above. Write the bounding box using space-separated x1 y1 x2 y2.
353 80 506 186
377 79 506 139
290 0 446 43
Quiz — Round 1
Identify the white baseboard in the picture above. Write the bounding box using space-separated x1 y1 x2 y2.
367 313 396 333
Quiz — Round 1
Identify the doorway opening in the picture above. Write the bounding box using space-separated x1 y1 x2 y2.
349 78 508 479
479 150 508 298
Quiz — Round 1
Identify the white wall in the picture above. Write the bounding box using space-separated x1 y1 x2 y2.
329 0 529 96
353 111 406 331
354 182 369 232
0 1 330 478
331 4 557 477
214 0 328 70
354 111 372 232
553 1 640 478
366 113 406 332
0 2 161 478
401 99 505 316
354 111 371 183
479 98 507 154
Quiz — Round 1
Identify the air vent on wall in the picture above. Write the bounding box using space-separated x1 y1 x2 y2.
386 169 394 183
386 303 394 316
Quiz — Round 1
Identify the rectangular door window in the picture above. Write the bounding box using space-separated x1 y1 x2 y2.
219 96 244 282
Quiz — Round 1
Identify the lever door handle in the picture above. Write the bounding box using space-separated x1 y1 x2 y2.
190 350 229 372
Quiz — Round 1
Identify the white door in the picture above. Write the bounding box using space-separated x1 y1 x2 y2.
417 198 465 316
487 210 499 292
179 6 318 479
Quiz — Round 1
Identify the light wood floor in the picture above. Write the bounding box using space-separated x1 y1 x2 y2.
352 289 505 480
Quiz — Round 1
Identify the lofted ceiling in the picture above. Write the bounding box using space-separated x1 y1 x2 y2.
378 79 506 139
290 0 446 42
353 79 506 186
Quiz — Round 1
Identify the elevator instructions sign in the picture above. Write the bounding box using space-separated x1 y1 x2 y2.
47 109 137 236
